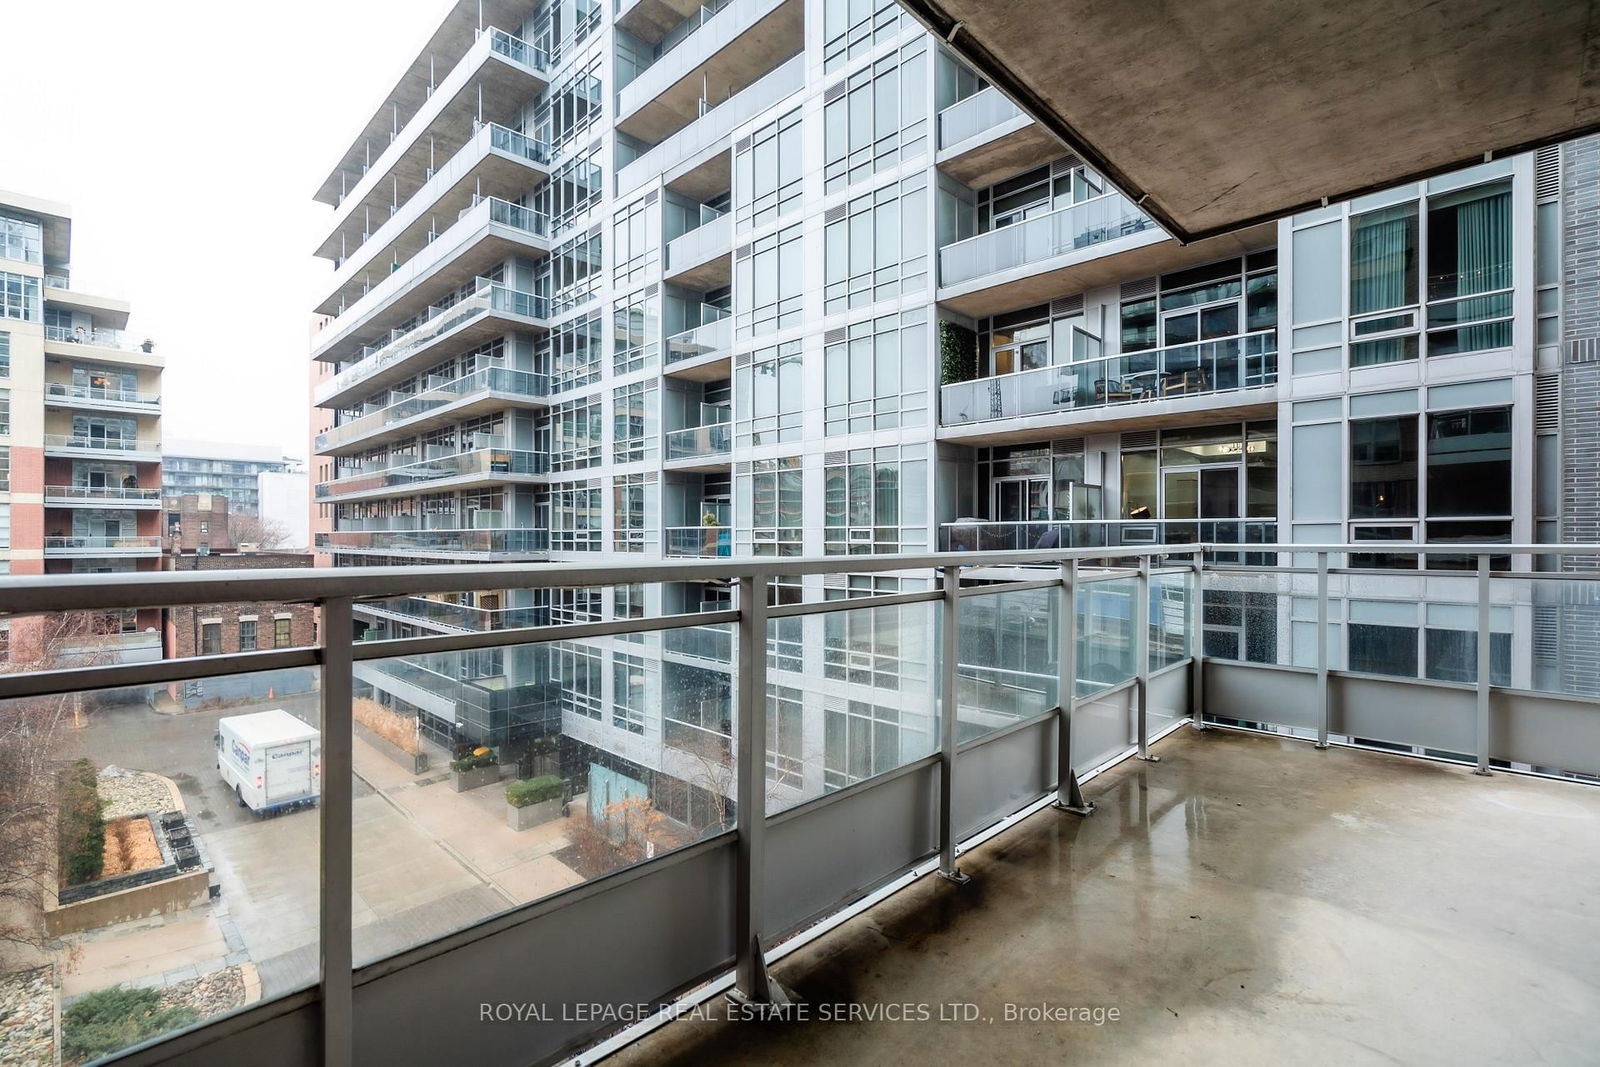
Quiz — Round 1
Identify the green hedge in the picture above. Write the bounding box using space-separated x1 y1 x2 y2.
939 320 978 386
62 986 199 1062
506 775 563 808
58 758 104 887
449 750 497 773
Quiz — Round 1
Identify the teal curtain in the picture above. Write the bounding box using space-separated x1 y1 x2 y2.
1350 204 1416 314
1453 190 1512 297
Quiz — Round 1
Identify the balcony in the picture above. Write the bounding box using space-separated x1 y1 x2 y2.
42 325 160 368
355 596 544 632
664 524 732 557
315 446 548 502
664 311 732 379
615 0 803 144
316 366 550 455
317 528 548 561
316 123 550 315
43 381 161 415
42 433 161 461
311 198 550 367
44 485 163 509
315 280 547 409
314 24 549 238
617 52 805 195
664 421 732 470
4 543 1597 1067
939 331 1279 439
936 86 1061 188
664 210 732 288
942 518 1278 561
43 534 162 557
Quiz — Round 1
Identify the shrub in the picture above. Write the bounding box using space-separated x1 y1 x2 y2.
938 320 978 385
449 750 497 773
62 986 199 1062
58 758 105 886
352 697 419 756
506 775 563 808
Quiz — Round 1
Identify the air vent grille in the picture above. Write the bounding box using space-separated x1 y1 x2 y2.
1050 295 1084 316
1535 375 1560 432
1535 145 1561 201
1121 276 1158 300
1121 430 1159 450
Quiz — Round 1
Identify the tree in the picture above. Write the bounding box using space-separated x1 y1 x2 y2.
230 514 292 550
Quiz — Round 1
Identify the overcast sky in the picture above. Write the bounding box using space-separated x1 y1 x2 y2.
2 0 454 459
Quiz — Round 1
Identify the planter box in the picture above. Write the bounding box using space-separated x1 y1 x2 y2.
451 765 501 792
506 796 562 831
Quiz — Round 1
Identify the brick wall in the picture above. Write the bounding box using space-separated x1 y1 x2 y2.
164 552 316 659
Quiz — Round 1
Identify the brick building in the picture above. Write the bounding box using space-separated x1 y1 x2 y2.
163 492 233 553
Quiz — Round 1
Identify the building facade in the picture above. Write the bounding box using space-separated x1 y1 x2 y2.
0 189 164 665
162 439 296 515
310 0 1588 833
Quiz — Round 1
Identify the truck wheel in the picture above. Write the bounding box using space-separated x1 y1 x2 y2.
236 784 247 809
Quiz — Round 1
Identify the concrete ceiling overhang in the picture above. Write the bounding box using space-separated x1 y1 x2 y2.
899 0 1600 242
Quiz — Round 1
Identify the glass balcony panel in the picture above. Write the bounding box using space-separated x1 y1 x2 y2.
1077 575 1139 699
938 192 1160 288
957 586 1058 741
316 529 549 555
315 449 549 500
316 367 549 453
663 422 731 461
664 526 732 557
937 85 1025 149
665 311 732 366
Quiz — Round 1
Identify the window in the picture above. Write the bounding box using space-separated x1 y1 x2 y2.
736 108 804 231
550 395 602 471
612 652 654 734
736 224 804 339
824 310 928 435
612 380 658 462
1348 621 1417 678
534 55 602 154
0 504 10 549
0 211 42 264
1426 182 1513 354
545 309 604 391
538 142 603 239
0 331 9 377
823 698 930 790
274 617 292 648
822 43 928 193
545 479 603 552
824 443 928 555
613 288 659 375
201 622 222 656
823 576 926 690
767 685 803 788
0 273 40 322
612 472 656 552
612 195 659 289
545 229 602 315
238 619 257 651
735 340 804 448
0 390 9 435
552 642 602 720
737 456 804 556
1427 408 1511 517
614 583 645 644
1350 416 1418 519
823 175 928 314
822 0 915 72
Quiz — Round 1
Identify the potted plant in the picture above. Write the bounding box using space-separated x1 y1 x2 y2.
449 746 501 792
505 775 564 831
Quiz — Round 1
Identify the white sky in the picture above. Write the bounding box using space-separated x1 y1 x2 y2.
1 0 456 459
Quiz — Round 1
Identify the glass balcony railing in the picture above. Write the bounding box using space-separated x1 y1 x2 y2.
44 325 144 351
44 535 163 553
666 211 732 272
939 192 1161 288
663 623 734 662
44 271 70 288
940 331 1278 427
44 382 161 409
664 422 732 461
316 528 550 555
486 26 549 74
937 86 1026 150
316 278 547 405
357 596 546 630
315 447 548 499
43 434 161 454
664 525 732 557
486 122 551 166
44 485 163 505
941 518 1278 560
316 367 549 452
665 312 732 366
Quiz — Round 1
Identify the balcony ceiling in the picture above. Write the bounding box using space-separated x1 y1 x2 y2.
900 0 1600 241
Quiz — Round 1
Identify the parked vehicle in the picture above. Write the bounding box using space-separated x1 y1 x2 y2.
215 709 320 814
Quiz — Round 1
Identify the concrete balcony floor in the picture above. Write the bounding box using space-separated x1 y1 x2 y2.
613 728 1600 1065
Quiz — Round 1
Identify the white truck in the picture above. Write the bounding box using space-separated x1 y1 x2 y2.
215 709 321 814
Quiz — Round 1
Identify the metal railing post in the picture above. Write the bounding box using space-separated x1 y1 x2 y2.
1054 560 1094 815
319 597 354 1067
1190 549 1206 730
732 572 781 1003
1135 556 1157 762
1316 551 1330 749
938 565 970 881
1475 553 1493 776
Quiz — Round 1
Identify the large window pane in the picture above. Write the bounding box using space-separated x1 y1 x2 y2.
1427 407 1511 516
1350 416 1418 519
1350 203 1418 315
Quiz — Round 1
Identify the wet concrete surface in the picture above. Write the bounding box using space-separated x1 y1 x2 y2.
609 728 1600 1066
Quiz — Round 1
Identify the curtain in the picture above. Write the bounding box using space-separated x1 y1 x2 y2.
1350 204 1415 314
1452 189 1511 297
